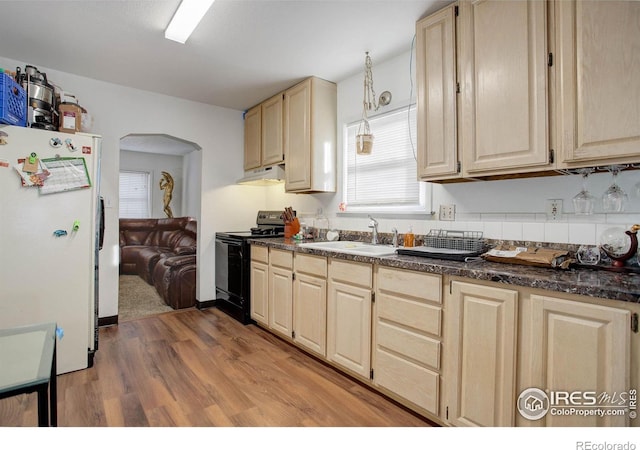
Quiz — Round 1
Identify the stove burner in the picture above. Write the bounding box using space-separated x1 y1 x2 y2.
250 226 283 236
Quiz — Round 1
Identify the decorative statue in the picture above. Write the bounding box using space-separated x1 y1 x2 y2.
159 171 174 218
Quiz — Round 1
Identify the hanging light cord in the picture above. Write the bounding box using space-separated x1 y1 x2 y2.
364 52 379 111
408 33 417 162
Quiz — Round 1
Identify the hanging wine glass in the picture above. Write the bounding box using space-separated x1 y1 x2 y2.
601 165 628 213
572 168 596 215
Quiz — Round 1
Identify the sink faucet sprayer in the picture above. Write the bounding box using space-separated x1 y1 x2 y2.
368 215 379 244
392 227 399 248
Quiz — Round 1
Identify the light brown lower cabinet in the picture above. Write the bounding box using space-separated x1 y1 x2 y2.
445 280 519 427
326 259 373 380
373 267 443 416
293 253 328 357
249 245 269 326
444 279 635 428
268 249 293 338
249 248 637 427
518 293 631 427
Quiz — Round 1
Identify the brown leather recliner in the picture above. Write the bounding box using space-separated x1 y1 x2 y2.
152 254 197 310
119 217 197 309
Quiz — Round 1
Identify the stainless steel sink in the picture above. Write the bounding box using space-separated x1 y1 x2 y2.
297 240 397 257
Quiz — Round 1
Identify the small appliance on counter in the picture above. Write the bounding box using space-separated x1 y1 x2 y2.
215 210 290 324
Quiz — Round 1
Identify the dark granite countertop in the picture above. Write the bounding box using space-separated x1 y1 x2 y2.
248 238 640 304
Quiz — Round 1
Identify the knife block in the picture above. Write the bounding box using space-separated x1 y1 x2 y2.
284 218 300 238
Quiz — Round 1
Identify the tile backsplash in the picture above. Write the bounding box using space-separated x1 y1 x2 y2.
331 212 639 247
427 214 639 246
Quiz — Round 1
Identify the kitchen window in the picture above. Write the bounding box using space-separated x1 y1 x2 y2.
119 170 151 218
343 104 430 213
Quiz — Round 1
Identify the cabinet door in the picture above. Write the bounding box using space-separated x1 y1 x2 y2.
293 273 327 357
250 260 268 326
446 281 518 427
244 105 262 170
261 93 284 166
327 280 372 379
556 1 640 164
459 0 550 174
268 265 293 338
523 295 630 427
416 5 459 180
284 79 312 191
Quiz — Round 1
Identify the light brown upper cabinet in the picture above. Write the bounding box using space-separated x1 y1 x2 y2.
416 4 460 180
417 0 640 182
284 77 337 193
555 0 640 167
459 0 551 176
243 104 262 171
261 93 284 167
417 1 553 181
243 93 284 171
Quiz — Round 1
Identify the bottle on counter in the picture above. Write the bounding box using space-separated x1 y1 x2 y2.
315 214 329 240
404 226 415 248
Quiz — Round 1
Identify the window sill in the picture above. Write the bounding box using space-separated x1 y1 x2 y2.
336 210 435 219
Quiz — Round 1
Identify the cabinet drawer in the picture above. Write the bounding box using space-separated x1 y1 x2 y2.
295 253 327 278
377 266 441 304
377 321 440 370
270 248 293 269
377 292 442 336
329 259 372 288
375 350 439 415
251 245 269 263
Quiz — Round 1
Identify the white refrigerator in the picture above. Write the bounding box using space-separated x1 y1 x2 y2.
0 124 102 374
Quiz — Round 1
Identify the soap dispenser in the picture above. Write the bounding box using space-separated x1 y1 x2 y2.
404 226 415 248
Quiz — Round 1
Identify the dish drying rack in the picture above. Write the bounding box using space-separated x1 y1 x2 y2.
423 229 486 253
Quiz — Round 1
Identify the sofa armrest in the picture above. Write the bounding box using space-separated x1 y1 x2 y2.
164 254 196 267
173 245 196 255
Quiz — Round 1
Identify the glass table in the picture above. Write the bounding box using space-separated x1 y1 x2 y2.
0 322 57 426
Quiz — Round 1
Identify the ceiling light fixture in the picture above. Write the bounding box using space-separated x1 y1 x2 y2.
165 0 215 44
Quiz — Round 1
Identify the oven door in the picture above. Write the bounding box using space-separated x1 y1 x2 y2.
215 234 245 299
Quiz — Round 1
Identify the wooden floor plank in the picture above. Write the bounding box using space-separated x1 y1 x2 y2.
0 308 432 427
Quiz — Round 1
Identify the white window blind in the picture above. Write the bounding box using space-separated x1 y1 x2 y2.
119 171 151 218
344 105 425 211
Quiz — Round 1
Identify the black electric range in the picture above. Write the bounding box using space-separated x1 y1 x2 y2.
214 210 292 324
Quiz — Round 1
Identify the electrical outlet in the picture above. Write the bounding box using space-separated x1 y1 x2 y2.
439 204 456 221
546 199 563 221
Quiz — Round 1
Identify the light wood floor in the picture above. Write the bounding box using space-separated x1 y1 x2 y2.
0 307 433 427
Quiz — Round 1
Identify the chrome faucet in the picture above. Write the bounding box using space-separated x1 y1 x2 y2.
368 215 379 244
392 227 399 247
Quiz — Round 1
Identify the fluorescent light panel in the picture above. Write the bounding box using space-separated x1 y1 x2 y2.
165 0 215 44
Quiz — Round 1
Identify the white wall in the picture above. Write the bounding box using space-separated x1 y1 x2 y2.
120 150 184 218
3 46 638 318
266 49 640 245
0 55 265 319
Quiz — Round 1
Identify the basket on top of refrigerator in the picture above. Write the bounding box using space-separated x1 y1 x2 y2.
0 72 27 127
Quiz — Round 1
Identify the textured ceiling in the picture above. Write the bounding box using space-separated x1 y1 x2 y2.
0 0 450 111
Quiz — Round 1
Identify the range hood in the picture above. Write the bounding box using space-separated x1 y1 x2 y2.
237 164 285 185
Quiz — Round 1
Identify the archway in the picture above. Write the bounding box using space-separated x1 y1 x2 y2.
118 133 202 320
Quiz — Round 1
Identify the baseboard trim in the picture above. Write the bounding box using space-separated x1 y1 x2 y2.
196 299 216 310
98 315 118 327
